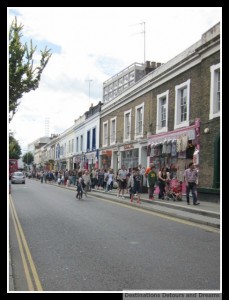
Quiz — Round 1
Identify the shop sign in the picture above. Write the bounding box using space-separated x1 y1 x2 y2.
148 127 196 145
85 151 97 159
101 150 112 156
124 144 134 150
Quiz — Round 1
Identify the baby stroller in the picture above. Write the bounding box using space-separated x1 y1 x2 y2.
165 179 183 201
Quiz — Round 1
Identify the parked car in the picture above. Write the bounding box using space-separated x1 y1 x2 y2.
11 172 26 184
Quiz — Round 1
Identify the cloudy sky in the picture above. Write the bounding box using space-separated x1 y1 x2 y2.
8 7 222 151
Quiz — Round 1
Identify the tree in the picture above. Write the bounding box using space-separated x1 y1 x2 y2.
9 17 52 122
9 135 21 159
22 152 34 167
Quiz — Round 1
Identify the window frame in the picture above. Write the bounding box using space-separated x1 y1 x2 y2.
110 117 117 145
124 109 132 142
103 121 108 147
135 103 144 139
156 90 169 134
210 63 220 120
174 79 190 129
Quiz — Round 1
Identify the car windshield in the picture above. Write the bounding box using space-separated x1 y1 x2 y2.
13 172 23 176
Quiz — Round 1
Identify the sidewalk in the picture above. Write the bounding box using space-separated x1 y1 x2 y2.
54 182 220 229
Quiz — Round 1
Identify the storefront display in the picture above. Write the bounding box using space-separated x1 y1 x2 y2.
121 148 139 169
147 119 200 181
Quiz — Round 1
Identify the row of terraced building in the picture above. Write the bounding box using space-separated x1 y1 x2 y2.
28 22 221 200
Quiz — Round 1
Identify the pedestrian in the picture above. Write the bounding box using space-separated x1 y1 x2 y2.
40 171 43 183
117 165 128 198
184 162 199 205
133 168 142 204
158 167 167 199
147 164 157 200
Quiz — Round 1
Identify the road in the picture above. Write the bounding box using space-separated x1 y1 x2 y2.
9 180 220 291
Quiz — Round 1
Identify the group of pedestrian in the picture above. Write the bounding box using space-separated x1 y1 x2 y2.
143 162 199 205
38 161 199 205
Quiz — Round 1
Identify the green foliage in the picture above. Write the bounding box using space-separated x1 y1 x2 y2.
9 17 52 122
22 152 34 166
9 135 21 159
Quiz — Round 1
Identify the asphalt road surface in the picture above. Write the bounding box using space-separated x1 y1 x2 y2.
9 179 220 291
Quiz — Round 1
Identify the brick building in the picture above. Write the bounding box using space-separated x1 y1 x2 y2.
99 22 220 199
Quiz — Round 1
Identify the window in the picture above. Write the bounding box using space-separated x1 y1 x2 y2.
157 91 169 133
108 92 113 100
103 121 108 147
80 135 83 152
135 103 144 138
210 63 220 119
110 117 116 145
92 127 96 150
124 74 129 82
118 86 123 94
87 130 90 151
130 71 135 80
72 139 74 153
124 110 131 141
174 79 190 129
76 137 79 153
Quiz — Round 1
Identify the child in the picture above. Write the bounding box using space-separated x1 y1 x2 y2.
172 181 183 201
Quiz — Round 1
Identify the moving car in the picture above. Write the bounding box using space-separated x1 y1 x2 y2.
11 172 26 184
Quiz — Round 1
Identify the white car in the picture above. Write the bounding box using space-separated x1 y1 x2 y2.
11 172 26 184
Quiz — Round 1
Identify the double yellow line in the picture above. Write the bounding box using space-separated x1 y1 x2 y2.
9 195 43 291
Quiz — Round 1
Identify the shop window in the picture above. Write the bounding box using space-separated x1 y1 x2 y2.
174 79 190 129
210 63 220 119
186 140 195 159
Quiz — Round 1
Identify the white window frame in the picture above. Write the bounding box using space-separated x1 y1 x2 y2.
76 137 79 153
124 109 132 142
156 90 169 134
80 135 83 152
210 63 220 120
110 117 117 145
135 103 144 139
174 79 190 129
103 121 108 147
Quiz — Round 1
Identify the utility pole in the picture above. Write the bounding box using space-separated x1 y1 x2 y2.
85 80 93 107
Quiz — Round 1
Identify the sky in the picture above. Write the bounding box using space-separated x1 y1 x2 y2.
8 7 222 152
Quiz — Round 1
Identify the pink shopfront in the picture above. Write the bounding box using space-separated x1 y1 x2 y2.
147 119 200 188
